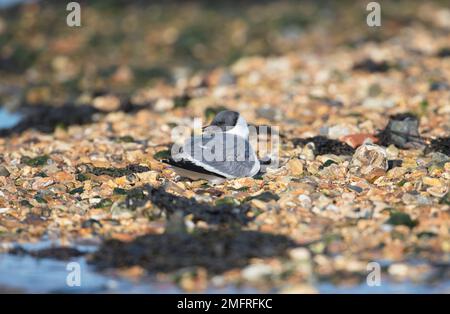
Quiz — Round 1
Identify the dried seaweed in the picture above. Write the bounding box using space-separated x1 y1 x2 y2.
89 230 297 274
292 136 355 155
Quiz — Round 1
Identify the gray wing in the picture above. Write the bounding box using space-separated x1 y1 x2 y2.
181 133 259 178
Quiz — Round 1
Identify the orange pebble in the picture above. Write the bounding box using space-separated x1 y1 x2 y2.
340 133 379 148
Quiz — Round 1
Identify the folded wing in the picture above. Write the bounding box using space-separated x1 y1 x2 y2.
174 133 260 178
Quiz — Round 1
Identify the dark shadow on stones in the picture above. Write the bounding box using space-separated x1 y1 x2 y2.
77 163 151 178
424 137 450 156
437 48 450 58
9 246 86 261
120 184 252 226
0 104 100 137
88 230 297 275
291 136 354 156
430 81 450 91
0 100 149 137
377 113 425 149
353 59 391 73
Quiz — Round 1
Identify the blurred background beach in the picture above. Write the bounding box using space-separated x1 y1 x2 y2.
1 0 448 109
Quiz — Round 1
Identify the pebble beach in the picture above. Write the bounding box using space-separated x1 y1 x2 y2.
0 0 449 293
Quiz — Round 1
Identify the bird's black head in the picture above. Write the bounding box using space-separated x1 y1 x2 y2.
209 110 240 129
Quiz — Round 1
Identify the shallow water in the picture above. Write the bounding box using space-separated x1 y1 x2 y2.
318 281 450 294
0 108 22 129
0 241 449 293
0 0 30 8
0 241 260 293
0 253 260 293
0 241 181 293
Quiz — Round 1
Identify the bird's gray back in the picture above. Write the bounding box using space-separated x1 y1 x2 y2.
182 133 258 177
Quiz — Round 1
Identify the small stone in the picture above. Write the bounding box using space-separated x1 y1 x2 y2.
302 144 315 161
318 163 345 179
340 133 379 148
350 144 388 175
437 104 450 115
112 65 134 84
388 263 409 277
402 158 418 168
365 168 386 182
0 166 10 177
386 145 399 159
429 152 450 164
208 69 235 86
242 264 273 282
111 201 133 219
387 166 408 179
0 208 10 214
31 177 54 190
367 83 382 97
427 163 444 176
422 177 442 186
418 193 433 205
92 95 121 112
327 124 357 139
288 247 311 261
307 161 321 174
52 171 73 183
378 113 423 149
287 158 304 176
362 97 395 109
325 204 339 212
298 194 312 209
256 106 283 121
316 195 332 209
347 184 363 193
402 193 417 205
280 285 317 294
250 199 269 211
154 98 174 112
427 186 448 198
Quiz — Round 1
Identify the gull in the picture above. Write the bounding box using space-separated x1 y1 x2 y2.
163 110 260 183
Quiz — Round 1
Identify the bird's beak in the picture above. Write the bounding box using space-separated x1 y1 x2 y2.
202 124 215 132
